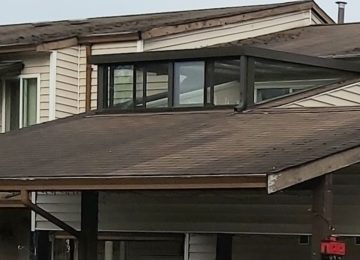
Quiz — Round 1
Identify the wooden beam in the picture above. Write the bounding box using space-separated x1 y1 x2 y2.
20 190 80 238
311 174 333 260
79 191 99 260
36 37 78 52
267 146 360 193
0 175 267 191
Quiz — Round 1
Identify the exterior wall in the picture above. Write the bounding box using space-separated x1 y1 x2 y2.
281 81 360 108
55 47 81 118
0 209 31 260
144 11 312 51
35 172 360 235
92 42 138 55
188 234 216 260
311 11 326 24
0 53 50 124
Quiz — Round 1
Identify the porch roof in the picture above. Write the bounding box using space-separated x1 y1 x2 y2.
0 107 359 192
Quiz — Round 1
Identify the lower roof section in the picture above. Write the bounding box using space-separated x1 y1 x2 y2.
0 108 360 192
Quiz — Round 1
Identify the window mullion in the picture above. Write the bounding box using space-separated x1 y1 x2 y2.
168 62 174 108
143 65 147 108
19 76 23 129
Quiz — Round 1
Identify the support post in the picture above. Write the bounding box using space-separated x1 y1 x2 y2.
311 174 333 260
216 234 233 260
79 191 99 260
36 231 51 260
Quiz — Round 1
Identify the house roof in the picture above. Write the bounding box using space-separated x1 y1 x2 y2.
221 23 360 57
0 1 329 53
0 107 359 192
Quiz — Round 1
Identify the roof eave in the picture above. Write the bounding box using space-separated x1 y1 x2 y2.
0 175 267 192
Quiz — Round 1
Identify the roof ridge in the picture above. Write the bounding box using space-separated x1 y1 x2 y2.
0 0 310 27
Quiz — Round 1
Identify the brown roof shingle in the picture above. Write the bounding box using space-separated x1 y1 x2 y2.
221 23 360 57
0 108 359 180
0 1 313 47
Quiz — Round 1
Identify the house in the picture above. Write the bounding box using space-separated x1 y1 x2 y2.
0 0 331 133
1 1 360 260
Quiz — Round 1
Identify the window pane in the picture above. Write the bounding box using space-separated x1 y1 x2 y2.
146 63 169 108
254 58 358 103
111 65 134 109
22 78 37 127
4 79 20 132
213 59 241 105
174 61 204 107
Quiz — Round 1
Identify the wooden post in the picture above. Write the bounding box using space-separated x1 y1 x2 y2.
311 174 333 260
216 234 233 260
79 191 99 260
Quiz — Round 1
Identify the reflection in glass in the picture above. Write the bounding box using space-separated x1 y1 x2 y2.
254 58 358 103
146 63 169 108
111 65 134 109
174 62 205 107
213 59 241 105
22 78 37 127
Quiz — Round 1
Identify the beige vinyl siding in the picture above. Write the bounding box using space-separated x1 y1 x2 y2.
281 81 360 108
311 11 326 24
92 42 138 55
144 11 313 51
55 47 81 118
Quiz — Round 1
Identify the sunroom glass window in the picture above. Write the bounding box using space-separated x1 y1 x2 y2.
254 58 358 103
174 61 205 107
111 65 134 109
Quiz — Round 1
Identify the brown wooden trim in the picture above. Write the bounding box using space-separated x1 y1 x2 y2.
36 37 78 52
79 32 140 44
85 45 93 112
20 190 80 237
142 2 313 40
0 175 266 191
267 146 360 193
0 44 36 54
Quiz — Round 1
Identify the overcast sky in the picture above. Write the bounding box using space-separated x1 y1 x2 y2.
0 0 358 25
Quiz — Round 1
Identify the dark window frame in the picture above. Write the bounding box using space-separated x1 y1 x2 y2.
98 57 243 112
95 46 360 113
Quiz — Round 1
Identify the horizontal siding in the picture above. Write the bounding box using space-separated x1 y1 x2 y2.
144 11 312 51
189 234 216 260
92 42 138 55
55 47 80 118
311 11 326 24
35 172 360 235
281 81 360 108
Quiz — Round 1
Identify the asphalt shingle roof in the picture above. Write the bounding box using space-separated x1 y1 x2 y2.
0 107 359 180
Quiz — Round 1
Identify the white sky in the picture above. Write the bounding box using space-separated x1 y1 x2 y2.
0 0 358 25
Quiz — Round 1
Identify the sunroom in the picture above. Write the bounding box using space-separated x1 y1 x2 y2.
91 46 360 112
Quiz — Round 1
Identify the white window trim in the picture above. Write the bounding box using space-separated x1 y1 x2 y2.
1 74 41 132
